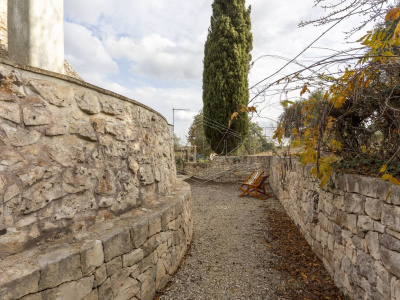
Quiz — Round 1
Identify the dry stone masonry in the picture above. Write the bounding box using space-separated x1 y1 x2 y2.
0 60 178 259
186 155 400 299
184 156 270 182
0 60 193 300
0 180 192 300
269 157 400 300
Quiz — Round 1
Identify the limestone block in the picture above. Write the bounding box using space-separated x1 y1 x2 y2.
0 67 26 99
377 276 391 299
0 148 25 172
344 193 365 214
0 174 6 195
156 259 167 291
96 170 117 195
140 252 157 273
364 198 383 221
21 181 65 214
1 123 41 147
80 240 104 276
0 262 40 300
388 185 400 205
0 102 20 123
99 197 115 208
0 227 27 257
381 246 400 278
63 170 92 194
130 218 149 248
356 251 376 284
45 124 69 136
102 228 132 262
111 269 141 300
4 183 20 202
57 276 94 300
83 289 98 300
43 135 95 167
17 166 45 187
139 165 155 185
106 256 122 277
382 204 400 233
143 234 160 257
99 95 124 116
380 233 400 252
99 135 127 158
149 212 162 237
22 106 52 126
358 215 374 232
377 181 391 202
98 278 113 300
392 278 400 300
28 80 74 108
375 261 392 284
111 191 138 213
69 122 97 142
137 267 156 300
75 92 101 115
105 121 128 141
94 264 107 286
16 215 36 228
161 205 174 230
123 249 144 268
374 221 386 233
38 248 82 290
156 242 168 258
366 231 380 260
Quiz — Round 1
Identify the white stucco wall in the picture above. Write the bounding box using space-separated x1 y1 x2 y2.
8 0 64 73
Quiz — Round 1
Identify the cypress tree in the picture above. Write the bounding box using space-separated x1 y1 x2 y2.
202 0 252 154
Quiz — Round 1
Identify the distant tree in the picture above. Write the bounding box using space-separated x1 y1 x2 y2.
202 0 253 154
237 121 274 155
173 133 182 151
187 111 213 157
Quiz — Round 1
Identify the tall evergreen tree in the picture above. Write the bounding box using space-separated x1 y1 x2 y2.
202 0 252 154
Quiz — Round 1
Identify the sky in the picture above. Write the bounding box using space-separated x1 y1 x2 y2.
63 0 368 143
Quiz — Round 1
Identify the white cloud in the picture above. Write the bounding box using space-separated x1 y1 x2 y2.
104 34 204 81
64 0 367 138
64 22 119 85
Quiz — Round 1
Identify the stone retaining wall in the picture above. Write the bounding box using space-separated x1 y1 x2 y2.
184 156 270 182
0 61 176 258
269 156 400 300
0 180 192 300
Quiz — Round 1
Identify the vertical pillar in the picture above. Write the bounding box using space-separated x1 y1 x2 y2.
8 0 64 73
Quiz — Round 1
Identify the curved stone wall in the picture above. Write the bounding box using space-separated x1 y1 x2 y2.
0 61 177 258
0 180 192 300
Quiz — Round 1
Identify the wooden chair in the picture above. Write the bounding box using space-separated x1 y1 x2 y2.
239 173 271 200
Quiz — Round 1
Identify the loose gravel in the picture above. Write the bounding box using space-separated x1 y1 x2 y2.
157 178 342 300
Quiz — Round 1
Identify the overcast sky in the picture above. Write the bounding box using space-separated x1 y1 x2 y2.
64 0 365 143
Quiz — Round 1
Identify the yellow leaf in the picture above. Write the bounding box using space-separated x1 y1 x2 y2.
386 185 392 201
386 8 400 22
390 177 400 185
247 106 257 113
300 85 309 96
380 165 387 173
361 146 367 153
230 112 238 121
382 174 392 181
301 272 308 279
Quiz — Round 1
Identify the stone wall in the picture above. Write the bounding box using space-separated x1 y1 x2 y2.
0 180 193 300
184 156 270 182
269 156 400 300
0 61 177 259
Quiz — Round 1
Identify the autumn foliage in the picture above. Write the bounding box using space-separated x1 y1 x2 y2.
273 7 400 191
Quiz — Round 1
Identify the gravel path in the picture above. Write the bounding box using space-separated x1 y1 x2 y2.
158 179 284 300
158 178 343 300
